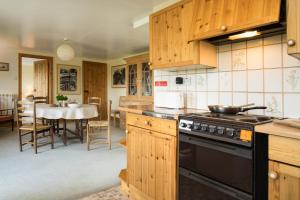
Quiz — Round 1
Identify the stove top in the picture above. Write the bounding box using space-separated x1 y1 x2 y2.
182 112 273 125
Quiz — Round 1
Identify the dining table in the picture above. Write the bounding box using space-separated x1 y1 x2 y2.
34 104 98 145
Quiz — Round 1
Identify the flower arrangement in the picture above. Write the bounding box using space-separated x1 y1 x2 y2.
56 94 68 102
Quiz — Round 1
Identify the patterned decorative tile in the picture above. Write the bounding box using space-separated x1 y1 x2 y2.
232 49 247 70
219 72 232 91
284 67 300 92
265 93 283 117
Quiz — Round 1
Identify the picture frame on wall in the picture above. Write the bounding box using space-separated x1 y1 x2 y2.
111 64 126 88
57 64 81 95
0 62 9 71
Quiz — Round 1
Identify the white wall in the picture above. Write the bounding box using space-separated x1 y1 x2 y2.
107 58 126 110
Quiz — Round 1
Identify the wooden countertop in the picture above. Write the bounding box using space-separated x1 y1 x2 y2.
256 120 300 140
118 105 208 120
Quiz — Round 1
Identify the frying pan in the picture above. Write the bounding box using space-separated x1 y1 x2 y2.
208 103 267 115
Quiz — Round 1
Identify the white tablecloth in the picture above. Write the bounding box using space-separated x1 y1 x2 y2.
35 104 98 120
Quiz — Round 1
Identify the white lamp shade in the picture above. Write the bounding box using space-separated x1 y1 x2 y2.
57 44 75 61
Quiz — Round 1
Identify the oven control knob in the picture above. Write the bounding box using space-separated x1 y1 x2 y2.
226 128 235 137
193 124 200 130
217 127 225 135
187 124 193 129
180 122 187 128
201 124 208 131
209 125 216 133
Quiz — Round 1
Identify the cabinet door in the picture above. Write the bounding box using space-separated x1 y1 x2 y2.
287 0 300 59
141 62 152 97
269 161 300 200
127 64 138 96
127 125 177 200
189 0 281 41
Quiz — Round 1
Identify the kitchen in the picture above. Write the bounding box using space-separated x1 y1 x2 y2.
118 0 300 199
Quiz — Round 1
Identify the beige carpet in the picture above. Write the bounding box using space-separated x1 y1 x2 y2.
80 186 128 200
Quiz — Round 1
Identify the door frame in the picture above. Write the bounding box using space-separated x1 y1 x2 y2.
18 53 54 103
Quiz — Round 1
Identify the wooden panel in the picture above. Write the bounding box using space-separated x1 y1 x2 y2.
127 125 177 200
287 0 300 59
33 60 48 97
83 61 107 120
269 135 300 167
189 0 281 41
269 161 300 200
149 0 217 69
126 113 177 136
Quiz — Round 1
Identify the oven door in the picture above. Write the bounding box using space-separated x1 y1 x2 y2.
179 168 253 200
179 133 253 194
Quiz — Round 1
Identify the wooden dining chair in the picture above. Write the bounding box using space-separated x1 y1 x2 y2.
86 100 111 150
88 97 101 120
17 100 54 154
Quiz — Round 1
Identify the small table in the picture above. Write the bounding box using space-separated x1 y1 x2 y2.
35 104 98 145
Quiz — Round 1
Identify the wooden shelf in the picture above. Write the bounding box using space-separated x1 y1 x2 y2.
119 138 127 148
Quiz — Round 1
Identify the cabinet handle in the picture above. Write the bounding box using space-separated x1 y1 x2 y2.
144 121 150 125
148 62 152 66
268 172 278 180
287 39 296 47
125 130 128 134
220 25 227 32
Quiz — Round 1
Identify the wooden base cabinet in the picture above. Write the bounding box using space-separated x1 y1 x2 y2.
269 161 300 200
126 113 177 200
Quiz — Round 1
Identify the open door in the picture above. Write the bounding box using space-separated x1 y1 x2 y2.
83 61 107 120
33 60 49 98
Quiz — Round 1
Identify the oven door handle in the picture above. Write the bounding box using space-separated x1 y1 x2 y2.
180 168 253 200
180 134 252 159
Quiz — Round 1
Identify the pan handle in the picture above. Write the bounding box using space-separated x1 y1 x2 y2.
241 106 267 112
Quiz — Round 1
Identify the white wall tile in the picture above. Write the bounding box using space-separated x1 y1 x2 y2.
247 46 263 69
248 93 264 115
207 92 219 105
220 92 232 105
218 44 231 52
187 92 197 108
168 75 177 91
233 92 247 106
265 93 283 117
282 44 300 67
283 67 300 92
233 71 247 92
218 51 232 71
196 73 207 91
207 73 219 91
232 49 247 70
196 92 208 109
186 74 196 91
247 38 263 48
219 72 232 91
263 35 282 45
248 70 263 92
284 94 300 118
264 69 282 92
232 42 246 50
264 44 282 68
160 70 169 76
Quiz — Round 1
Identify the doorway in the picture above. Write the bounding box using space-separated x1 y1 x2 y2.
83 61 107 120
18 54 53 103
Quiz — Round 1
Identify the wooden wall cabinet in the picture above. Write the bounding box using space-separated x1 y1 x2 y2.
287 0 300 59
124 113 177 200
149 0 217 69
189 0 281 41
124 53 153 102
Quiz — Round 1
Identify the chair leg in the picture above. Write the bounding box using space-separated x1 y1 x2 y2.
50 127 54 149
34 132 37 154
18 130 22 152
108 128 111 150
11 119 14 131
87 124 90 151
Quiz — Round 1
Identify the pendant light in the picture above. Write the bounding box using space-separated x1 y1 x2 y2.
57 38 75 61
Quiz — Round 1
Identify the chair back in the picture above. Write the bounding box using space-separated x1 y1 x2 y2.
17 100 45 131
33 96 48 104
107 100 112 123
88 97 101 118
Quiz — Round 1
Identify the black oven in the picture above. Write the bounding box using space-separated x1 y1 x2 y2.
178 114 269 200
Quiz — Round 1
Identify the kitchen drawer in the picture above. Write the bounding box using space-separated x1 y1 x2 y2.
126 113 177 136
269 135 300 166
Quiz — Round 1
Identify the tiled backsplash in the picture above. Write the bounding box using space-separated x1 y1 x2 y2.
154 34 300 118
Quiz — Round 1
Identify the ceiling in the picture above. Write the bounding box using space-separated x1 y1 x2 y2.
0 0 172 60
